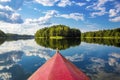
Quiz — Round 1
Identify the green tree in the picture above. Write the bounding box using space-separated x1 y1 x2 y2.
82 28 120 38
0 30 6 37
35 25 81 38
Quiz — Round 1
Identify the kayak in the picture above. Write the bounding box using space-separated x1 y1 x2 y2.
28 51 90 80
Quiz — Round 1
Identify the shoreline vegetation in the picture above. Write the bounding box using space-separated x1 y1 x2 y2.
34 25 120 49
0 25 120 39
35 36 64 39
35 25 120 39
35 36 81 39
35 25 81 38
81 28 120 39
0 25 120 48
81 37 120 39
0 30 6 38
0 30 34 41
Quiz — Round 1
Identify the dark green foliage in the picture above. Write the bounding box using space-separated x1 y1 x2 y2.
0 30 34 40
82 38 120 48
35 38 81 50
35 25 81 38
0 30 7 45
0 30 6 37
6 33 34 40
0 30 34 45
0 38 6 45
82 28 120 38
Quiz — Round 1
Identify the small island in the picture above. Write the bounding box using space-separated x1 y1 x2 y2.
35 25 81 39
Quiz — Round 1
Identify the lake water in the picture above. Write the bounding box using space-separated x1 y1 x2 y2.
0 38 120 80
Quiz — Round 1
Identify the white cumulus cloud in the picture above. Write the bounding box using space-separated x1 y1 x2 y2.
34 0 86 7
59 13 84 21
87 0 113 17
57 0 72 7
75 2 86 6
109 16 120 22
109 3 120 22
25 10 84 25
0 0 11 2
25 10 58 25
0 5 23 23
57 0 86 7
109 9 117 17
10 13 23 23
90 7 106 17
0 21 48 35
0 5 13 12
35 0 59 6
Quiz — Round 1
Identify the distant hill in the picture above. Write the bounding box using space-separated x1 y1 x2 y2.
35 25 81 38
0 30 6 38
0 30 34 41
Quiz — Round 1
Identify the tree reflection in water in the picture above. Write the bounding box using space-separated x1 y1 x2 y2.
82 38 120 48
0 38 6 45
35 38 81 50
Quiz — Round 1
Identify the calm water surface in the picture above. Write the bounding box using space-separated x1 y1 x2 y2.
0 39 120 80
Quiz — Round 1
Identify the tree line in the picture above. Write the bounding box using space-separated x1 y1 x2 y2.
0 30 6 37
82 28 120 38
35 25 81 38
0 30 34 41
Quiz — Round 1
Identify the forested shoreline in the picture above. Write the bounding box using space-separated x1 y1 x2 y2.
1 25 120 39
0 30 34 40
35 25 81 38
0 30 6 38
82 28 120 38
35 25 120 39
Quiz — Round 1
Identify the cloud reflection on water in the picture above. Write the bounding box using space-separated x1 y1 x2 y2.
0 40 120 80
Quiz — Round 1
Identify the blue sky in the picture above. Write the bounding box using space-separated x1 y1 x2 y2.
0 0 120 35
